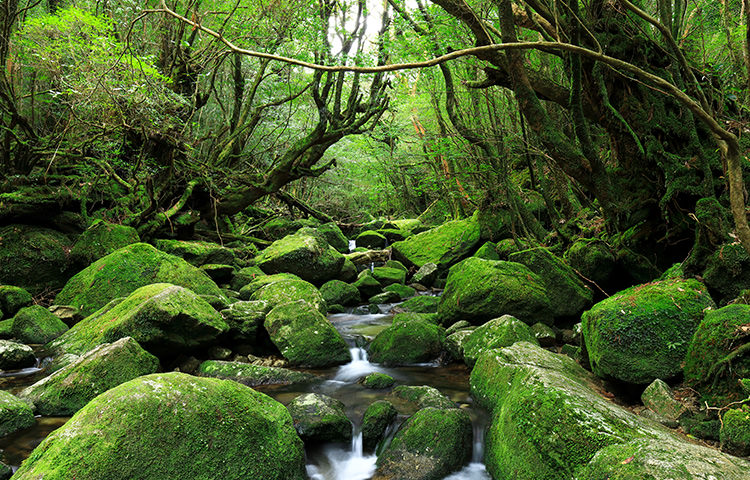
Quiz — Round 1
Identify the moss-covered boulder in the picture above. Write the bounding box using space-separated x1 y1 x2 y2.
255 228 344 285
49 283 227 357
462 315 538 367
721 407 750 456
70 221 140 266
531 322 557 347
0 285 32 318
704 243 750 305
445 328 474 362
287 393 351 443
0 390 35 438
238 272 302 299
154 239 235 267
220 300 270 343
352 273 383 299
197 360 318 387
371 267 406 287
360 372 395 389
470 342 674 480
373 407 472 480
684 304 750 400
19 337 159 416
362 400 398 451
320 280 360 306
395 295 440 314
437 257 553 326
565 238 615 287
229 265 265 291
641 379 686 422
576 437 750 480
0 225 74 294
412 262 438 287
0 339 35 370
12 372 307 480
338 256 358 283
369 291 401 304
391 217 480 272
356 230 387 249
316 222 349 253
384 283 416 300
389 385 456 411
11 305 69 344
509 247 593 319
246 277 326 314
262 216 319 240
55 243 226 318
582 279 715 384
199 264 235 283
369 318 445 366
474 241 499 260
264 300 349 367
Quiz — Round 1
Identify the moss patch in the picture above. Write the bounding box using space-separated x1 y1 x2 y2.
0 390 35 438
255 228 344 285
70 221 140 266
197 360 317 387
12 305 69 344
0 225 74 294
391 217 480 271
368 318 445 366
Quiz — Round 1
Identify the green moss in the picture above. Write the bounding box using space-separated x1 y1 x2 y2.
264 300 350 367
338 257 358 283
19 337 158 416
238 273 302 299
0 286 32 318
12 373 307 480
356 230 387 249
352 274 382 298
368 318 445 366
0 390 35 438
287 393 351 443
392 312 438 324
197 360 317 386
383 283 416 300
389 385 456 410
0 340 35 369
316 222 349 253
369 291 401 304
474 241 500 260
262 216 319 240
0 225 74 294
462 315 538 367
371 267 406 286
721 407 750 456
70 221 140 266
565 238 615 286
49 283 227 357
703 244 750 304
360 372 395 389
320 280 360 306
437 257 553 326
220 300 270 342
229 266 266 291
397 295 440 313
255 228 344 285
247 278 326 314
641 379 686 421
55 243 226 318
154 239 235 267
362 400 398 451
391 217 480 271
581 279 715 384
11 305 69 344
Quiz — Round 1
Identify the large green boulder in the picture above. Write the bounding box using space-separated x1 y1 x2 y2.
55 243 226 318
462 315 538 367
238 273 302 299
49 283 227 357
255 228 344 285
437 257 553 326
0 285 32 318
317 222 349 253
220 300 271 343
703 243 750 304
264 300 349 367
720 407 750 457
246 277 326 314
70 221 140 266
471 342 674 480
230 265 266 291
19 337 158 416
395 295 440 313
356 230 387 249
154 239 235 267
287 393 352 443
12 373 307 480
352 273 382 299
389 385 456 410
362 400 398 451
320 280 360 306
369 318 445 366
371 267 406 287
391 217 480 271
0 340 35 370
684 304 750 400
262 217 319 240
509 247 593 319
374 407 472 480
582 279 715 384
0 390 35 438
11 305 69 344
565 238 615 286
0 225 74 294
197 360 318 387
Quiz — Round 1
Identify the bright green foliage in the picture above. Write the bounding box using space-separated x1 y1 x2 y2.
371 267 406 286
462 315 538 367
55 243 226 318
437 257 553 326
247 278 326 314
721 407 750 456
49 283 227 357
391 217 480 271
0 225 74 295
11 305 69 344
320 280 360 306
255 228 344 285
375 407 472 480
286 393 352 443
70 221 140 266
582 279 715 384
19 337 159 416
197 360 317 387
362 400 398 451
397 295 440 313
12 373 307 480
369 318 445 366
473 241 500 260
264 300 349 367
154 239 235 267
0 390 35 438
0 286 33 318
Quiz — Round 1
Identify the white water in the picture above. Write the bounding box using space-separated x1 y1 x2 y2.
349 239 357 252
333 347 387 382
306 431 377 480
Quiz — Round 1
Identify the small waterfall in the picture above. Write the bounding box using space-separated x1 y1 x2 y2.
333 347 386 383
348 240 356 252
442 419 491 480
306 429 377 480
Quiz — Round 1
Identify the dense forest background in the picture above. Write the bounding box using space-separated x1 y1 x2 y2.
1 0 749 274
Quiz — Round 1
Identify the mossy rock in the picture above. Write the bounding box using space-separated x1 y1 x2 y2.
445 328 474 363
356 230 387 249
0 224 74 295
287 393 351 443
369 291 401 304
389 385 456 411
494 238 533 260
197 360 318 387
721 407 750 457
582 279 715 384
470 342 675 480
377 229 411 243
317 222 349 253
55 243 226 318
262 216 320 240
0 319 13 339
437 257 553 326
49 283 227 358
473 241 499 260
360 372 395 389
199 264 235 283
229 265 266 291
70 221 140 266
462 315 538 367
374 407 472 480
411 262 438 287
641 379 686 422
383 283 416 300
338 257 358 283
320 280 360 307
362 400 398 451
371 267 406 287
531 322 557 347
577 437 750 480
11 305 69 344
391 216 480 272
19 337 158 416
12 373 307 480
0 390 35 438
264 300 350 368
389 219 423 232
220 300 271 343
509 247 593 319
368 318 445 366
395 295 440 314
154 239 235 267
0 340 35 370
704 243 750 305
0 286 32 318
684 304 750 401
246 278 326 314
392 312 438 325
565 238 615 286
255 228 344 285
238 273 302 299
352 273 382 299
